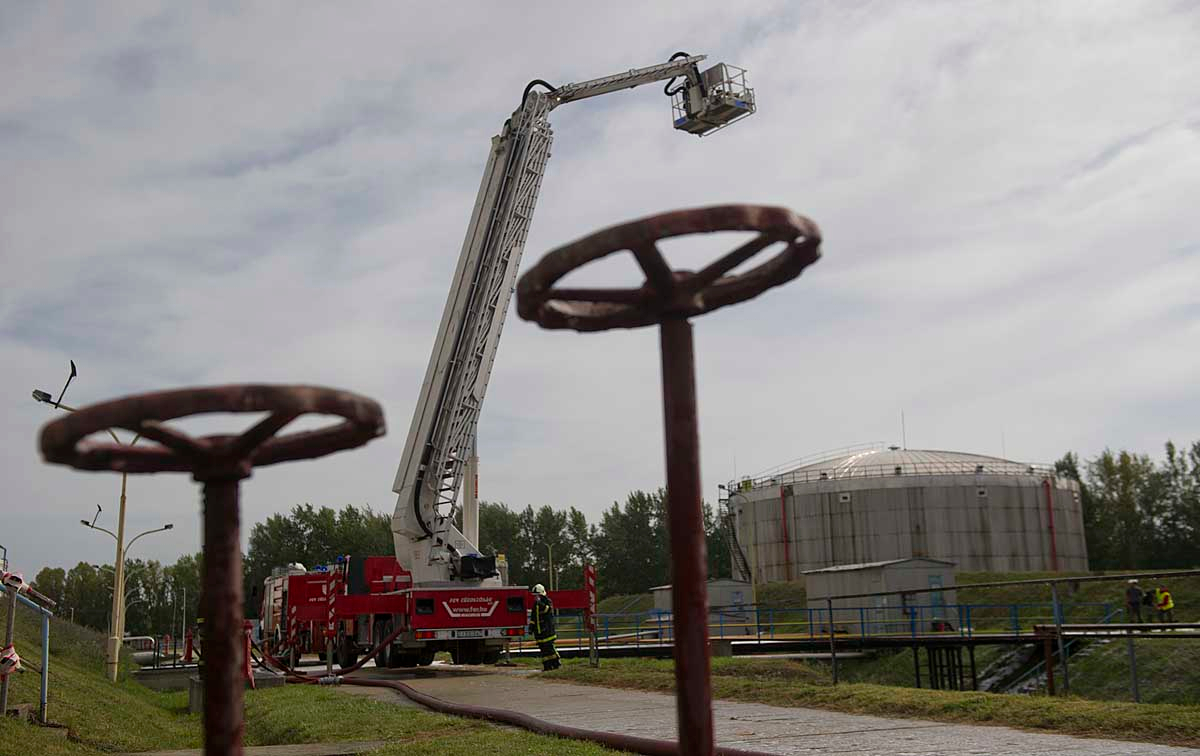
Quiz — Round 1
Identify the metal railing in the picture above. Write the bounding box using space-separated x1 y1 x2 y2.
734 459 1057 492
508 601 1117 652
1007 604 1124 693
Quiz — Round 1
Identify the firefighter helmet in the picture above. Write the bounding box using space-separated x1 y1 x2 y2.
532 583 546 596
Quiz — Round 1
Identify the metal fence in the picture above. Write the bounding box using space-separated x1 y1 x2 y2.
510 601 1117 652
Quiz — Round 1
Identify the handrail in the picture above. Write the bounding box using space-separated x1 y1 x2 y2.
735 459 1056 491
1007 605 1123 693
508 601 1122 651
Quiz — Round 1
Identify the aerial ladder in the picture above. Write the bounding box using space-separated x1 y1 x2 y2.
391 53 757 586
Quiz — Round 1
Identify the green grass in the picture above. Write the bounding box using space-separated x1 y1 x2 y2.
1067 637 1200 705
545 656 1200 747
245 686 630 754
0 601 199 754
0 601 625 756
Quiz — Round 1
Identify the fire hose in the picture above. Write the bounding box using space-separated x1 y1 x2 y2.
254 628 777 756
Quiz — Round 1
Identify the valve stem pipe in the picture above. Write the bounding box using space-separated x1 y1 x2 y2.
659 317 714 755
201 477 244 756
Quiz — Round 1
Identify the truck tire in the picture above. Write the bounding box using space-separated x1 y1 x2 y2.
393 652 419 668
482 648 501 665
338 640 359 670
417 648 435 666
374 620 391 669
453 641 484 665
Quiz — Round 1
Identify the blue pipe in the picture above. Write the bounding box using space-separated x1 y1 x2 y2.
15 591 50 723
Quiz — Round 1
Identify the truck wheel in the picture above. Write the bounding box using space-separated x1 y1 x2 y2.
374 620 392 669
417 648 435 666
482 648 501 665
394 652 418 668
338 641 359 670
456 641 484 665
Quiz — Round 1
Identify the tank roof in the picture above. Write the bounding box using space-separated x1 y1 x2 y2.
731 447 1055 492
801 557 956 574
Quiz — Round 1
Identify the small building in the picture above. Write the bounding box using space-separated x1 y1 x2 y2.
651 578 755 637
804 558 957 635
651 578 753 612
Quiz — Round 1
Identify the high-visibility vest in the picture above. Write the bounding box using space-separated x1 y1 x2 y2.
1156 589 1175 611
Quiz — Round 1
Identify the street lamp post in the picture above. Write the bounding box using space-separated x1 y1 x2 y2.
33 361 141 682
83 523 172 650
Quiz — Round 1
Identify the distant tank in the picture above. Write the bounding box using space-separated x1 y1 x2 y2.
724 445 1087 582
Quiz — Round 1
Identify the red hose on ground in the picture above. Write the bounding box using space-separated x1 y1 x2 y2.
256 626 774 755
341 675 778 756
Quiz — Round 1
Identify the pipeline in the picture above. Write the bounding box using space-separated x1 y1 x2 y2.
1042 478 1059 572
257 627 776 756
779 486 792 582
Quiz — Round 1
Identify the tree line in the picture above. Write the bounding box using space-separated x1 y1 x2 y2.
1057 439 1200 570
478 490 731 596
35 439 1195 637
30 554 201 639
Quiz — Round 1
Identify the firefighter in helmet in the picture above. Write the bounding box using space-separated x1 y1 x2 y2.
530 584 561 671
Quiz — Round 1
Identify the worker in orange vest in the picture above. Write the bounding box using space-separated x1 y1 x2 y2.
1154 586 1175 623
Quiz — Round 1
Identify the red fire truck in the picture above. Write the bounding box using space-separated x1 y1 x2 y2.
263 56 729 663
261 556 534 667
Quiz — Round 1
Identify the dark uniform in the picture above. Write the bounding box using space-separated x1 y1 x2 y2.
531 593 561 671
1126 582 1144 623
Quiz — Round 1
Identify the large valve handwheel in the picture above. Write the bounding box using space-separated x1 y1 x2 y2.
516 204 821 332
39 384 385 480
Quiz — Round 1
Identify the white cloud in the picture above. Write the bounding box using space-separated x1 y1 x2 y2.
2 2 1198 576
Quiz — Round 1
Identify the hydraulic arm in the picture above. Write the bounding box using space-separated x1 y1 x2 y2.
391 53 755 585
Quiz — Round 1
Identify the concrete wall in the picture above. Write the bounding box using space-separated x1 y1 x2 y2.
733 474 1087 583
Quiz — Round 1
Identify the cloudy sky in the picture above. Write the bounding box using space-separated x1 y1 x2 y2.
3 2 1198 576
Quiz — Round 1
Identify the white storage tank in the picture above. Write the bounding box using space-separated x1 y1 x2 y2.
725 446 1087 582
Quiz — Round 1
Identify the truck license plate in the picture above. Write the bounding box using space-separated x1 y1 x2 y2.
456 629 484 638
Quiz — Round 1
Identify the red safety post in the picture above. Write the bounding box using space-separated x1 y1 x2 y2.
242 621 254 690
183 629 194 664
324 572 338 676
584 564 598 633
39 384 385 756
518 205 821 755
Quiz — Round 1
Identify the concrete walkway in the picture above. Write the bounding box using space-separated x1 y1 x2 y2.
118 742 386 756
340 668 1200 755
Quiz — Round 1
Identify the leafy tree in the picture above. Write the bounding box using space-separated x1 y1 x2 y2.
592 490 670 596
31 566 65 608
62 562 110 631
242 503 391 616
1059 441 1200 570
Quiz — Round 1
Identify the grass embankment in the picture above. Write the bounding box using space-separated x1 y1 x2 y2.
0 601 625 756
595 571 1200 690
546 657 1200 747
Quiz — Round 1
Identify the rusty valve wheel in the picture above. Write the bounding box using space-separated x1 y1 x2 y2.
39 384 384 756
517 203 822 756
39 384 385 481
516 204 821 331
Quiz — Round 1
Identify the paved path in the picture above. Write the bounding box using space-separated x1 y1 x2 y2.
341 668 1200 755
117 742 386 756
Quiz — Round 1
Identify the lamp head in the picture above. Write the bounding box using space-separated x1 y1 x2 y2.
32 389 53 403
80 520 90 527
164 524 174 530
